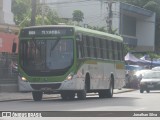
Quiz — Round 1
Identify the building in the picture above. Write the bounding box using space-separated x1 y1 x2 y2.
0 0 19 92
113 2 155 52
0 0 19 54
47 0 156 52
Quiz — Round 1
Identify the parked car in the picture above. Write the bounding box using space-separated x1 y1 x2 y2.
125 65 144 88
134 69 151 80
152 66 160 71
140 70 160 93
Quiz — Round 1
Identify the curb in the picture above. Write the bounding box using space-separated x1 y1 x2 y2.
114 89 136 94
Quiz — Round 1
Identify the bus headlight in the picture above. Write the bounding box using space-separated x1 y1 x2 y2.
66 73 74 80
21 77 27 81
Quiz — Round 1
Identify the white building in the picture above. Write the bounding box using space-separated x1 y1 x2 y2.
0 0 18 33
47 0 155 52
0 0 15 25
113 2 155 52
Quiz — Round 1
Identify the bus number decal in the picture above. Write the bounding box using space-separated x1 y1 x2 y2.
29 31 36 35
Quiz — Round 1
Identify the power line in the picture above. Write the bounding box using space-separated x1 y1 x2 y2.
48 3 99 8
40 0 99 5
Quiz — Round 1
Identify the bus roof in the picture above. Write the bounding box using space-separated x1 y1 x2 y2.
74 26 123 42
22 25 123 42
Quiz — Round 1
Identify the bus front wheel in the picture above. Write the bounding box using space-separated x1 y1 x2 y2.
32 91 43 101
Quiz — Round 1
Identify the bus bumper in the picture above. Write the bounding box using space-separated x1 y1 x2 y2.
18 76 84 92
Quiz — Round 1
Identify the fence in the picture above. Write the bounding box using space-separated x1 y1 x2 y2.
0 53 18 84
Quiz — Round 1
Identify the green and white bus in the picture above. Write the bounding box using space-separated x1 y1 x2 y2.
18 25 125 101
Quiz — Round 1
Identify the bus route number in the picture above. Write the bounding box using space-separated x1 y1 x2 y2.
29 31 36 35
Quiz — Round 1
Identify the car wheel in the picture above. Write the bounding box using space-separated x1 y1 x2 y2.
146 89 150 93
140 89 144 93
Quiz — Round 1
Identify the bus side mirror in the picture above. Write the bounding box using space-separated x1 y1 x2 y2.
12 42 17 53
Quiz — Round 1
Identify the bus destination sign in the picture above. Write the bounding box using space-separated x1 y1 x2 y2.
20 27 74 37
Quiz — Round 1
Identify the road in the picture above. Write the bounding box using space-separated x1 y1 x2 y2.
0 90 160 120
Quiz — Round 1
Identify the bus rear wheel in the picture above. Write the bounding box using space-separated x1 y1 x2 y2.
140 88 144 93
146 89 150 93
98 90 107 98
77 90 86 100
99 81 113 98
77 83 87 100
32 91 43 101
106 82 113 98
61 91 75 100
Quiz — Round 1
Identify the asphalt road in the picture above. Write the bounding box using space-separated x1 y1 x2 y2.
0 90 160 120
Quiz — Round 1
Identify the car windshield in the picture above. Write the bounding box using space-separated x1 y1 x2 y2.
143 71 160 79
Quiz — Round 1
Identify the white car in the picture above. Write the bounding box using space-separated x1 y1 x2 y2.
140 70 160 93
152 66 160 71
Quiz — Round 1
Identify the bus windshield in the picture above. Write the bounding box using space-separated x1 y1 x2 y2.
19 38 74 76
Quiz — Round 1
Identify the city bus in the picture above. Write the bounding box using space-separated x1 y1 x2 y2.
18 25 125 101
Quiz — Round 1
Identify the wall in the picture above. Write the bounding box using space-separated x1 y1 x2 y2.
136 13 155 51
55 0 107 27
0 0 15 25
0 32 18 53
112 2 120 34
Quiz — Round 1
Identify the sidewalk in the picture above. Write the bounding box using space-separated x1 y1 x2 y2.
0 88 136 102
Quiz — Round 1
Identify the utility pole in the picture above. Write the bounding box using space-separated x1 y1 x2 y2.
105 0 115 33
31 0 37 26
42 0 45 25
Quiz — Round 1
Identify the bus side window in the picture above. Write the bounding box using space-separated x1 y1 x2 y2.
76 35 83 59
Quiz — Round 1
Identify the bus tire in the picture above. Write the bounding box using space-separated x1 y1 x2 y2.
77 83 87 100
146 89 150 93
106 80 114 98
32 91 43 101
140 89 144 93
98 90 107 98
61 91 75 100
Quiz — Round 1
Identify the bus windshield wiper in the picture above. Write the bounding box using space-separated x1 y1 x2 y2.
50 37 61 56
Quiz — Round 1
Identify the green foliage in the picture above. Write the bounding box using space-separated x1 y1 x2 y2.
87 25 107 32
72 10 84 24
12 0 63 27
124 44 134 55
12 0 31 25
147 52 160 59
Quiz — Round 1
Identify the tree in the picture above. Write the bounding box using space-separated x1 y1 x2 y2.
12 0 31 25
12 0 63 27
72 10 84 25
